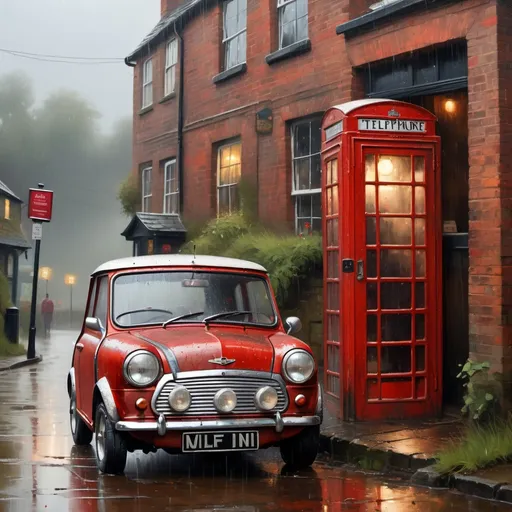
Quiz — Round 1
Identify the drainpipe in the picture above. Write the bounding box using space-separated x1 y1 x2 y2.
174 23 185 217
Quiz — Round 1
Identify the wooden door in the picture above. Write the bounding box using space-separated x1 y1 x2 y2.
354 145 441 420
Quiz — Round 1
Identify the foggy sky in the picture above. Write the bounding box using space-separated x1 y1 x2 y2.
0 0 160 131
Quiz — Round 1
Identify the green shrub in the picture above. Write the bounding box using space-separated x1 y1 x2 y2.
435 418 512 475
117 173 140 216
183 214 322 306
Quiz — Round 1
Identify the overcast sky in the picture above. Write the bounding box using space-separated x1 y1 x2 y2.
0 0 160 131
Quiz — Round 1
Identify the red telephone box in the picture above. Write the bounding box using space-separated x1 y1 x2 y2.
321 99 442 421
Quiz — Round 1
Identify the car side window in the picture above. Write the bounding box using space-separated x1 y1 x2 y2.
94 276 109 329
246 280 274 320
86 278 97 319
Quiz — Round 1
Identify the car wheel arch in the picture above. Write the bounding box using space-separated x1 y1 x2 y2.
67 368 75 398
92 377 120 425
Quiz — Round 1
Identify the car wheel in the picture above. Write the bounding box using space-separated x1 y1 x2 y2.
279 425 320 469
70 392 93 446
95 403 127 475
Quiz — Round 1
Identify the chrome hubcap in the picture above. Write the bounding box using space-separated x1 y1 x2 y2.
96 414 106 462
70 396 77 434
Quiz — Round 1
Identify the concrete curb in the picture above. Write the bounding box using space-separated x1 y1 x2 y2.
0 355 43 372
411 465 512 504
320 432 435 473
322 432 512 504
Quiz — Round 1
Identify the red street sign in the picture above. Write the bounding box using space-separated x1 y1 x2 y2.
28 188 54 222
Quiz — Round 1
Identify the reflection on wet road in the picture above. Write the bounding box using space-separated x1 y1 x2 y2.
0 330 509 511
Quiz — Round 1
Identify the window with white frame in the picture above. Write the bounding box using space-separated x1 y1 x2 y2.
217 141 241 215
142 58 153 109
223 0 247 70
163 159 179 214
142 166 152 212
278 0 308 49
291 117 322 234
165 40 178 96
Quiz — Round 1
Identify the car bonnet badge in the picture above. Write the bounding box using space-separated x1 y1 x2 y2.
208 357 236 366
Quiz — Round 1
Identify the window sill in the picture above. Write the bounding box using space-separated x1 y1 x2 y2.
212 63 247 84
159 93 176 104
265 39 311 66
139 105 154 116
336 0 460 38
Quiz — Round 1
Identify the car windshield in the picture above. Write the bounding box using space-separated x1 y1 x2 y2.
112 271 277 328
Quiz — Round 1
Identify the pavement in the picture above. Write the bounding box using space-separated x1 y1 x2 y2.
320 389 512 504
0 330 510 510
320 405 463 472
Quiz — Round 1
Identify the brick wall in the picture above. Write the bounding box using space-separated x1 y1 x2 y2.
131 0 352 228
342 0 512 403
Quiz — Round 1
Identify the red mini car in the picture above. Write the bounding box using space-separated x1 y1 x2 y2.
68 254 322 474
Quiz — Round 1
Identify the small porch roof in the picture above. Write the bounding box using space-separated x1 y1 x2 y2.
121 212 187 241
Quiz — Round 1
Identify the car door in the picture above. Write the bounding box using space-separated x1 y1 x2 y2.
77 274 109 425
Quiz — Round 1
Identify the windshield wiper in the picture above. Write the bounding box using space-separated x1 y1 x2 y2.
162 311 204 328
203 311 252 324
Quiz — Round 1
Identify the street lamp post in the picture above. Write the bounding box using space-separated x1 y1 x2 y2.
64 274 76 327
39 267 52 295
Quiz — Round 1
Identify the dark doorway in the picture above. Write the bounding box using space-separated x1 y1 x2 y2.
411 91 469 408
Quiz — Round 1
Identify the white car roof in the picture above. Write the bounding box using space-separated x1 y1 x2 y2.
92 254 267 275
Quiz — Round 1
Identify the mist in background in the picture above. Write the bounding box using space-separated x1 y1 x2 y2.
0 0 160 309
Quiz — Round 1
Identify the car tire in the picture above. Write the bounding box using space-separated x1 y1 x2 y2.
279 425 320 469
70 392 93 446
94 403 127 475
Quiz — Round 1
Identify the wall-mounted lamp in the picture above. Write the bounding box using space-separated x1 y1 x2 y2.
444 100 456 113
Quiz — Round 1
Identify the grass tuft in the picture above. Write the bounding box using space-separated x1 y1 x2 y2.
434 418 512 474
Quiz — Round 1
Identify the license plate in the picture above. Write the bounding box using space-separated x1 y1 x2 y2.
182 430 259 453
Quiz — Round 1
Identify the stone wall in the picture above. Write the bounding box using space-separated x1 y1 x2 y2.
281 275 324 367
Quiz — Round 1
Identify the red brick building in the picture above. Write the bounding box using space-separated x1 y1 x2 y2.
125 0 512 409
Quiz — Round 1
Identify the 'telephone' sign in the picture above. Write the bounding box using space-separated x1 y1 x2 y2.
358 118 426 133
28 188 54 222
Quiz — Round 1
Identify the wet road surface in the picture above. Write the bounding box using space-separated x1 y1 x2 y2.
0 330 510 511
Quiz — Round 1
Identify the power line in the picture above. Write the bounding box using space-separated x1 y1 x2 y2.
0 48 125 64
0 48 124 60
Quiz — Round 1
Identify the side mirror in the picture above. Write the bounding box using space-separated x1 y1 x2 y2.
85 317 104 333
285 317 302 335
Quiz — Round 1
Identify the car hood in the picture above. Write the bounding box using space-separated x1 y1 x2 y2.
133 326 275 373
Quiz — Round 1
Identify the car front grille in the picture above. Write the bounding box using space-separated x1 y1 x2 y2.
153 373 288 416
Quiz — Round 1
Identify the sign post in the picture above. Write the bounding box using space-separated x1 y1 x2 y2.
27 184 54 360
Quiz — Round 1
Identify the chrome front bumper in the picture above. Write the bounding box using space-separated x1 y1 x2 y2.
115 412 321 436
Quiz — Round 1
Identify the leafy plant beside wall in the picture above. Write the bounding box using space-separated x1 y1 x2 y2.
457 358 501 422
117 174 140 216
183 213 322 307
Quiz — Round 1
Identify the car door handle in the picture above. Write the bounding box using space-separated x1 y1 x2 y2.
76 343 84 351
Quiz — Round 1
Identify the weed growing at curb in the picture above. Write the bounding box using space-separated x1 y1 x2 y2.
434 418 512 474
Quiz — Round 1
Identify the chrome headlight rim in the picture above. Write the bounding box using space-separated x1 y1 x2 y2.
254 385 279 411
123 349 161 388
282 348 315 384
168 385 192 412
213 388 237 413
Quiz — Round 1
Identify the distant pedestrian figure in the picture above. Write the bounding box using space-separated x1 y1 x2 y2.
41 294 54 338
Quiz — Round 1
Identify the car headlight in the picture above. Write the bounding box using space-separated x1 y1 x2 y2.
214 388 237 413
169 386 191 412
123 350 160 387
255 386 278 411
282 349 315 384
